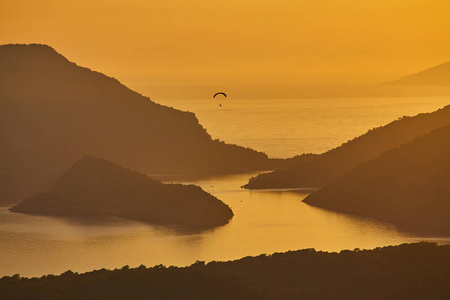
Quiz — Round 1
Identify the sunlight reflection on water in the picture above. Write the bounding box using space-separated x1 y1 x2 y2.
1 97 450 277
156 97 450 158
1 173 447 277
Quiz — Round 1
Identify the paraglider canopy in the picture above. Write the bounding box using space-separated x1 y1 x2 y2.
213 92 227 98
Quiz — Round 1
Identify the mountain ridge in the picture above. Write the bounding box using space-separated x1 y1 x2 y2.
303 124 450 232
382 61 450 86
11 156 234 227
243 104 450 189
0 44 280 204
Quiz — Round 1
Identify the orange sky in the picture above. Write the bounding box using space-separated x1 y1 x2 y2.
1 0 450 98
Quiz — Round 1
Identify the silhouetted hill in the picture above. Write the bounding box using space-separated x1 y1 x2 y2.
243 104 450 189
1 243 449 299
303 124 450 231
0 44 279 204
11 156 233 227
383 61 450 86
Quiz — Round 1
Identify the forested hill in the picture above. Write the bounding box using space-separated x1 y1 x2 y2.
10 156 234 227
303 124 450 231
1 243 449 299
243 104 450 189
0 44 276 204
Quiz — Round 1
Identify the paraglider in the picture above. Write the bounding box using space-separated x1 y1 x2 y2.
213 92 227 98
213 92 227 107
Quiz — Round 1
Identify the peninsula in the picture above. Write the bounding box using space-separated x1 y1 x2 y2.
11 156 233 228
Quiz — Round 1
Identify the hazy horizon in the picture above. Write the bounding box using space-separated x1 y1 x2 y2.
2 2 450 298
2 0 450 100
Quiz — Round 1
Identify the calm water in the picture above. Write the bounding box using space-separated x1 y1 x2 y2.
1 97 450 277
158 97 450 158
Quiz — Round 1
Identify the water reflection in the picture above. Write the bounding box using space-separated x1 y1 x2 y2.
1 172 449 278
3 207 223 237
157 97 450 158
3 97 450 277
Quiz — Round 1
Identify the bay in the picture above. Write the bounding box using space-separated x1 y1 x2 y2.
1 97 450 277
158 96 450 158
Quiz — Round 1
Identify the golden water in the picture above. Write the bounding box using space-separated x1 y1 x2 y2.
158 97 450 158
1 97 449 277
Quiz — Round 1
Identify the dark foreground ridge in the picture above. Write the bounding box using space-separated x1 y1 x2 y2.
1 243 449 300
303 124 450 233
10 156 233 227
243 104 450 189
0 43 287 205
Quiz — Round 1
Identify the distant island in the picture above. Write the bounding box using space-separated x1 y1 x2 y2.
243 104 450 189
10 156 233 228
0 44 290 205
303 124 450 232
383 61 450 86
1 242 449 299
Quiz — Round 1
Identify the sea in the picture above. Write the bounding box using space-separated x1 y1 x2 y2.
1 96 449 277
